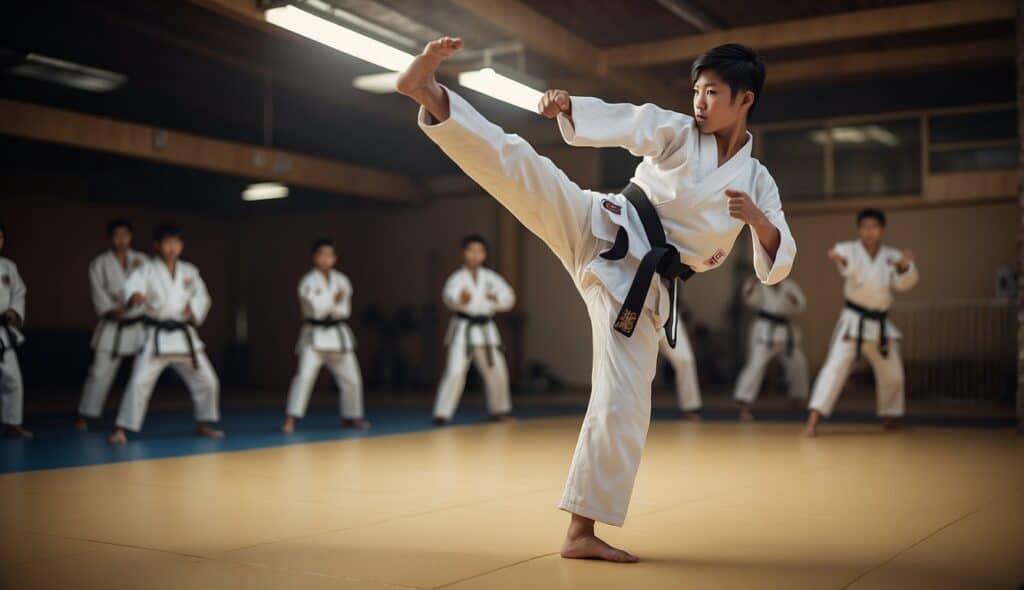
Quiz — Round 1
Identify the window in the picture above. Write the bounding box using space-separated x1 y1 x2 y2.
760 127 825 202
831 118 921 198
928 109 1016 173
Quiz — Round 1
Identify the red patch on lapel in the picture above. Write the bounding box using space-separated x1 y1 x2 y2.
703 249 726 268
601 199 622 215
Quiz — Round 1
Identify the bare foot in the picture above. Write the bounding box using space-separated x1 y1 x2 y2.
881 418 901 431
800 424 818 438
432 416 448 426
801 410 821 437
74 417 89 431
738 406 754 422
281 416 296 434
680 410 702 422
561 533 638 563
196 424 225 439
342 418 371 430
5 425 33 439
396 36 463 120
489 414 516 423
109 428 127 445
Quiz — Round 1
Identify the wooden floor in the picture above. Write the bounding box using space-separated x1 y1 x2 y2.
2 417 1022 589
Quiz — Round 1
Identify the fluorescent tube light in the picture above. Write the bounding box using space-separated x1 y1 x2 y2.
242 182 290 201
353 72 400 93
7 53 125 92
458 67 543 112
265 5 414 71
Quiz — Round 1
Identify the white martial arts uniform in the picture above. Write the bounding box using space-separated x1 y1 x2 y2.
658 315 701 412
0 257 26 426
418 88 795 526
285 269 364 420
808 240 919 418
114 259 220 432
78 249 148 418
733 279 809 405
433 265 515 420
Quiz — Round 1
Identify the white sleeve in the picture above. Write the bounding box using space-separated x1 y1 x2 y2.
7 263 26 323
489 272 516 313
557 97 693 160
892 260 919 293
89 258 116 317
123 264 148 303
334 274 352 319
785 281 807 314
832 241 856 277
187 268 212 325
442 273 467 312
299 275 335 318
750 178 796 285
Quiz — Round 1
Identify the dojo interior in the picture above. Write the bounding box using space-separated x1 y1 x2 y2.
1 0 1022 588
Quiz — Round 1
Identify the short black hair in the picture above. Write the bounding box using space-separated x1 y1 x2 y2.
691 43 766 117
857 208 887 227
461 234 488 250
107 218 132 236
311 237 335 253
154 223 183 243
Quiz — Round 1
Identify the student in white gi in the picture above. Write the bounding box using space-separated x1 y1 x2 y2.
803 209 917 437
75 219 148 430
658 304 702 420
432 235 516 425
282 238 369 433
0 223 31 439
398 39 795 561
733 277 808 420
109 224 222 445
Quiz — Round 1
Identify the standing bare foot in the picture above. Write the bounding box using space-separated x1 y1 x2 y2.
196 423 225 439
4 425 33 439
109 428 127 445
881 417 901 431
342 418 371 430
281 416 296 434
800 424 818 438
680 410 702 422
559 513 638 563
432 416 448 426
74 416 89 431
396 37 463 121
738 406 754 422
489 413 516 423
801 410 821 437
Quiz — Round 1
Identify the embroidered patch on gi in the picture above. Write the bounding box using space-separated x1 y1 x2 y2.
601 199 622 215
614 309 638 334
704 249 726 268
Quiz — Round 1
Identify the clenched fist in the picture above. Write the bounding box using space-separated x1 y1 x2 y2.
538 89 571 119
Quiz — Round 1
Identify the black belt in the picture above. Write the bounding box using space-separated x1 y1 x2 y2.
600 183 694 348
757 310 794 356
844 300 888 359
303 317 354 353
0 315 19 359
455 312 499 367
144 317 199 369
102 314 145 359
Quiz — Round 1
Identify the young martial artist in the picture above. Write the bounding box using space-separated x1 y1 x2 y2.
0 224 31 439
282 238 369 433
398 38 795 561
432 235 515 425
732 277 808 421
658 305 702 421
75 219 148 430
802 209 917 437
109 224 223 445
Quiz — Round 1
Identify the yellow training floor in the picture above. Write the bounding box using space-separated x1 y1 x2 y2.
2 418 1022 589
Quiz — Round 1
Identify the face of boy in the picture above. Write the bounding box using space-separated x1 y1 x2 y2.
858 218 884 248
157 236 183 261
313 245 337 270
111 227 132 252
692 69 752 134
462 242 486 269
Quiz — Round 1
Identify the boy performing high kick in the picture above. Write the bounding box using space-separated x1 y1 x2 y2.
398 38 796 561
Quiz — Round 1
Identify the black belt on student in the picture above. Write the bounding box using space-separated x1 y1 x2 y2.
757 310 795 356
455 312 500 367
0 315 19 359
101 314 145 359
599 182 695 348
303 317 353 353
844 300 889 359
144 317 199 369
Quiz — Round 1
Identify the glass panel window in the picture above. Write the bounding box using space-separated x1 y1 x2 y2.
760 127 825 202
832 118 921 198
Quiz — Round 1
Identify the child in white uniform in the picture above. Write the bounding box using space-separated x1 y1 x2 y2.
397 39 795 561
432 235 515 425
282 238 369 433
0 223 31 439
803 209 917 437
